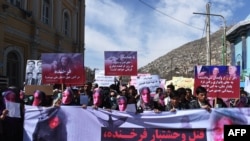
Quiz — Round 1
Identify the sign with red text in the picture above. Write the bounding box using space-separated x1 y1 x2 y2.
23 106 250 141
104 51 137 76
194 65 240 98
41 53 84 85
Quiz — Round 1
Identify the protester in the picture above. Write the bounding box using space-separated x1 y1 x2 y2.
79 82 93 106
0 88 23 141
117 96 127 112
136 87 156 113
32 90 47 106
165 91 188 112
189 86 211 112
153 87 165 111
109 90 118 110
164 84 175 106
185 88 196 102
127 85 139 104
55 87 77 106
212 97 228 108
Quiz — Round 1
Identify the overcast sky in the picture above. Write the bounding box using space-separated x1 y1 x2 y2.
84 0 250 70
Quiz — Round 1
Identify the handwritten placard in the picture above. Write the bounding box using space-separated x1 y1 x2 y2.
94 69 116 87
137 75 161 94
130 73 151 88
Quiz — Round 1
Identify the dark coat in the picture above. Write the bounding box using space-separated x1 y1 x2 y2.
189 100 211 109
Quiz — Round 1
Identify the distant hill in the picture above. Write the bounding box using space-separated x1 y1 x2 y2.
138 27 231 80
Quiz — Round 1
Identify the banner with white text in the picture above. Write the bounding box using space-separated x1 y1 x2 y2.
194 65 240 98
23 106 250 141
41 53 84 85
104 51 137 76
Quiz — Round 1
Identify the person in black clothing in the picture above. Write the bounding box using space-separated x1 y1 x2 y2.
0 88 24 141
189 86 211 112
177 87 190 110
165 91 188 112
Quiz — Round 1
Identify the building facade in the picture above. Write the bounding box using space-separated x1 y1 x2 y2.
0 0 85 88
226 14 250 83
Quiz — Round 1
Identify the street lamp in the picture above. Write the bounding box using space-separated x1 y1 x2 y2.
193 12 227 65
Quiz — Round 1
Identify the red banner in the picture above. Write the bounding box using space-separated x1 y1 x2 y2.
194 66 240 98
104 51 137 76
41 53 84 85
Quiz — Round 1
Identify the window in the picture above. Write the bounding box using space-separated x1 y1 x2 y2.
63 10 71 36
7 52 20 87
42 0 50 24
64 13 69 35
9 0 23 8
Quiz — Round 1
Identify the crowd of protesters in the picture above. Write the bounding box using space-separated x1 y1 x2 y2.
0 78 250 141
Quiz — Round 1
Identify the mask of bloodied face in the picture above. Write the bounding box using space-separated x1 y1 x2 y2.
141 88 150 103
93 91 102 106
62 89 72 104
33 92 41 106
118 98 127 111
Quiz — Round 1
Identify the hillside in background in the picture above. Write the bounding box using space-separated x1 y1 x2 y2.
138 27 231 80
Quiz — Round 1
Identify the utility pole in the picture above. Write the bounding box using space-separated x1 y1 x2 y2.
206 3 211 65
193 3 227 65
170 57 173 80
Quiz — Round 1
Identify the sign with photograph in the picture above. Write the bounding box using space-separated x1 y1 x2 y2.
41 53 84 85
25 60 42 85
194 65 240 98
104 51 137 76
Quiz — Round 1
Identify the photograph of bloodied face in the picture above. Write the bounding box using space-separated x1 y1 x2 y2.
41 53 84 84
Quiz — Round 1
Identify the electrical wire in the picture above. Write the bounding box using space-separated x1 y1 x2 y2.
197 19 207 65
138 0 203 31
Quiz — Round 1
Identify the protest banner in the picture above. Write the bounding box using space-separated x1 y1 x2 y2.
25 60 42 85
172 77 194 92
104 51 137 76
41 53 84 85
23 106 250 141
94 69 116 87
194 66 240 98
137 75 161 95
24 85 53 95
129 73 151 88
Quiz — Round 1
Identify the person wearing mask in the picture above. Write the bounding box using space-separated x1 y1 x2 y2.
153 87 165 111
136 87 160 113
0 88 23 141
109 90 118 110
117 96 128 112
32 90 47 106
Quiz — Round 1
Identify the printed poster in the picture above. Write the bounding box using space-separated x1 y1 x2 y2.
41 53 84 85
194 65 240 98
25 60 42 85
104 51 137 76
